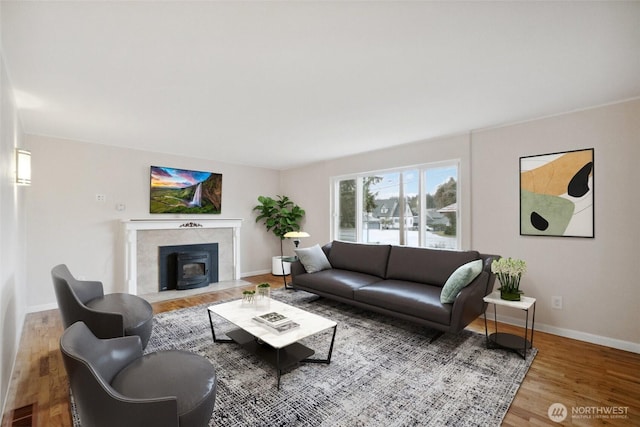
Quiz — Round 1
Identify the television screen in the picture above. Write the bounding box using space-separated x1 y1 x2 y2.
150 166 222 214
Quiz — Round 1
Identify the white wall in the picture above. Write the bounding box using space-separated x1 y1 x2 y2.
25 135 282 310
282 100 640 351
471 99 640 350
0 53 27 417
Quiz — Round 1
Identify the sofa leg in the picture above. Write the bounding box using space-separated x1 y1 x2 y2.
429 331 445 343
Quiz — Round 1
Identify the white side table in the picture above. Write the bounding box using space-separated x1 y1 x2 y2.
483 291 536 359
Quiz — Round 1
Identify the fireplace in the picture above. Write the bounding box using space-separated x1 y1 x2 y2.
123 218 242 295
159 243 219 291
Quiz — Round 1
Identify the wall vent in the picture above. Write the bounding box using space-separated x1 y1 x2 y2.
10 403 36 427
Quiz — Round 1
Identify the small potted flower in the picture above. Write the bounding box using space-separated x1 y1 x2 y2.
242 289 256 304
491 257 527 301
256 282 271 299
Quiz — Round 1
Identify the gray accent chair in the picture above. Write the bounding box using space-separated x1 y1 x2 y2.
52 264 154 349
60 321 217 427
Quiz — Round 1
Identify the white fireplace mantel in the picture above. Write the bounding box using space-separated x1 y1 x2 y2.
123 218 243 294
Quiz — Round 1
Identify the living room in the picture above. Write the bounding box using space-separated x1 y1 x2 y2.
1 1 639 426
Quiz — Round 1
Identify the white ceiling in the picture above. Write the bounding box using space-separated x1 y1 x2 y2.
2 1 639 170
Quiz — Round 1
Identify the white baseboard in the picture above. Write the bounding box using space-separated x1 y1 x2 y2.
491 313 640 354
28 270 273 313
240 269 272 277
1 308 27 419
27 302 57 313
30 285 637 354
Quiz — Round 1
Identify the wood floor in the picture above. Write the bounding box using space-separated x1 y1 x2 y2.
2 274 639 426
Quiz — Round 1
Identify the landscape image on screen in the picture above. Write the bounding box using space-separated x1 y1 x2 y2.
150 166 222 214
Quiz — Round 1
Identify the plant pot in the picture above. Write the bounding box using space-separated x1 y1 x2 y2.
241 291 256 305
272 256 292 276
500 289 523 301
256 285 271 299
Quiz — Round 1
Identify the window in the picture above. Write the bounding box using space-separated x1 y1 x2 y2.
333 161 459 249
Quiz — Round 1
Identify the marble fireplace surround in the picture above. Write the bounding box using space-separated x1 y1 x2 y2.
123 219 242 295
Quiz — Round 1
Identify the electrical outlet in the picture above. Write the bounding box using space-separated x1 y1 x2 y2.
551 296 563 310
96 194 106 202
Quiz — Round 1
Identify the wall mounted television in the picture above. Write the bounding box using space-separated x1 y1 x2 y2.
150 166 222 214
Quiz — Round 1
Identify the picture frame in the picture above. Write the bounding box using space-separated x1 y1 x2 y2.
150 165 222 214
520 148 594 238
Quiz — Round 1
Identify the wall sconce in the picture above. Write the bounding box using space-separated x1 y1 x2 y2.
16 149 31 186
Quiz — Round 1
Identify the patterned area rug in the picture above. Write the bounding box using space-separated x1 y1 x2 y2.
72 289 536 426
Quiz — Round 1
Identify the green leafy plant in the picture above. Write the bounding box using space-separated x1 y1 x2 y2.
256 282 271 298
253 195 305 258
491 257 527 301
242 289 256 303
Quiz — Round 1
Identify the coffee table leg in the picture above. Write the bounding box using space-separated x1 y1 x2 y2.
303 325 337 364
208 310 232 343
276 348 282 390
274 326 336 390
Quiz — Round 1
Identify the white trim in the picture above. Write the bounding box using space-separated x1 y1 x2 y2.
1 308 27 420
24 293 639 354
489 313 640 354
471 96 640 135
331 161 460 248
240 268 271 277
122 218 243 295
27 302 58 313
26 270 269 313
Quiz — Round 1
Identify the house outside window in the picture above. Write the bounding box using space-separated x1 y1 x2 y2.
333 161 459 249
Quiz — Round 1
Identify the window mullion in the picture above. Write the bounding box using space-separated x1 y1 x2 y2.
418 168 425 247
355 176 364 242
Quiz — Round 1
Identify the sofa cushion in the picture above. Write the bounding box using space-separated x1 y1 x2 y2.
354 280 452 325
295 244 332 273
440 259 483 303
328 241 391 278
294 269 382 299
385 246 480 286
112 350 217 424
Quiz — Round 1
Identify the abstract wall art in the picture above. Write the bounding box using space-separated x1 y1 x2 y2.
520 148 594 238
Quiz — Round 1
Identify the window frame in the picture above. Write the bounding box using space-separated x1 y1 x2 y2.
331 160 461 249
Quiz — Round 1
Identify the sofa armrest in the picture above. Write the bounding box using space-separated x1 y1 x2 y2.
78 308 126 341
449 271 490 333
290 260 306 283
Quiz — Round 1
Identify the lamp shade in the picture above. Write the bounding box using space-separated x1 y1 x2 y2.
283 231 310 238
16 149 31 185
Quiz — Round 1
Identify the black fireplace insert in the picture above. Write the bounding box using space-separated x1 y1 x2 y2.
158 243 219 291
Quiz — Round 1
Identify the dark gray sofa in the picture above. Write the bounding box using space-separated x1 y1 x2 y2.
290 241 499 334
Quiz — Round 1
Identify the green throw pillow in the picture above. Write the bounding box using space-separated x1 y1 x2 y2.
295 244 332 273
440 259 483 304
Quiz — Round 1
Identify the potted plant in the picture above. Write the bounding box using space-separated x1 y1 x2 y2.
491 257 527 301
241 289 256 304
256 282 271 299
253 195 306 275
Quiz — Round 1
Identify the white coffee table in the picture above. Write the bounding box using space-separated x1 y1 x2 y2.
207 298 337 389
